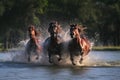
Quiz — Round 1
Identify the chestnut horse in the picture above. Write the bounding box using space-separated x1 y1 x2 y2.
43 22 64 63
68 24 91 65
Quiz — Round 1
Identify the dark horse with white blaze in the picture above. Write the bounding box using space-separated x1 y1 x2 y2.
68 24 91 65
43 22 64 63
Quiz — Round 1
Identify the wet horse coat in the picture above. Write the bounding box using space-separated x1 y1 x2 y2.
68 24 91 65
25 38 41 62
25 25 42 62
43 22 64 63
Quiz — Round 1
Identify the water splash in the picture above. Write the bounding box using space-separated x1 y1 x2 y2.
0 50 120 67
0 28 120 67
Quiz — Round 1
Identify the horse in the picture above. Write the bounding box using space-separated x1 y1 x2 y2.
43 22 64 63
25 38 41 62
68 24 91 65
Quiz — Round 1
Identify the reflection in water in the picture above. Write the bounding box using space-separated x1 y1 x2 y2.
66 66 89 77
36 66 90 80
0 60 120 80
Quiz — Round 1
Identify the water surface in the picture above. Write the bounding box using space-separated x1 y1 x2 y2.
0 51 120 80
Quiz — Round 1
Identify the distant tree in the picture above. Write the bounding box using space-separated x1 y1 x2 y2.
0 0 120 49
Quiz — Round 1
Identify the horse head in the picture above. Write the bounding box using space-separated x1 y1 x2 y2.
70 24 75 38
70 24 87 38
48 21 62 38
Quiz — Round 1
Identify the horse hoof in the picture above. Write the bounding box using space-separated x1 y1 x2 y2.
72 63 76 65
79 58 83 64
79 61 82 64
36 56 39 60
72 62 76 65
58 58 62 62
28 58 30 62
49 60 53 63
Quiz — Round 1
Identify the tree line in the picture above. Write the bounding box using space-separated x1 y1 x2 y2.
0 0 120 49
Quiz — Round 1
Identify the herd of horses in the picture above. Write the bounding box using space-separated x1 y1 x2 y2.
25 22 91 65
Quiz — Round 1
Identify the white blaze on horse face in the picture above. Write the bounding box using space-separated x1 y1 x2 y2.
74 28 80 37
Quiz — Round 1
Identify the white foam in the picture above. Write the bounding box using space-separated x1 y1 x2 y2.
0 28 119 67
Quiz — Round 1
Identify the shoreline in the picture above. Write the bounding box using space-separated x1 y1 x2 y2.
0 46 120 52
92 46 120 51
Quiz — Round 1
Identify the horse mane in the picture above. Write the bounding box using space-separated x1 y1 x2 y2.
28 24 40 37
77 24 87 35
70 24 87 35
48 21 62 34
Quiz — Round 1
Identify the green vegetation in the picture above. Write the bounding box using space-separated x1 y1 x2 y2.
92 46 120 51
0 0 120 49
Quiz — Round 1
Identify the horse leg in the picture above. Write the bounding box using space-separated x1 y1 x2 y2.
58 53 62 62
79 57 83 64
35 52 39 60
27 51 31 62
79 52 84 64
57 44 63 62
48 52 53 63
26 48 31 62
70 53 76 65
28 55 30 62
35 49 40 60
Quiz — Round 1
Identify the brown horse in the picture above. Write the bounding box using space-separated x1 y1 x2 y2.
25 25 41 62
43 21 64 63
68 24 91 65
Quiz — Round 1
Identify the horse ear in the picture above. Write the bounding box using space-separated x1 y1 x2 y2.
70 24 76 28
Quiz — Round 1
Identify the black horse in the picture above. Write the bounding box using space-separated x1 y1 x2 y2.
43 22 64 63
68 24 91 65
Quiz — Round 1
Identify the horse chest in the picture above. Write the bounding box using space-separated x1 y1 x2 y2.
48 38 60 52
69 39 81 51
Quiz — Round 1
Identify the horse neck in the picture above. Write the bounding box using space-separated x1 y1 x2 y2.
51 34 58 42
75 34 81 43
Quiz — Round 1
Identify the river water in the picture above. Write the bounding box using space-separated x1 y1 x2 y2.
0 50 120 80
